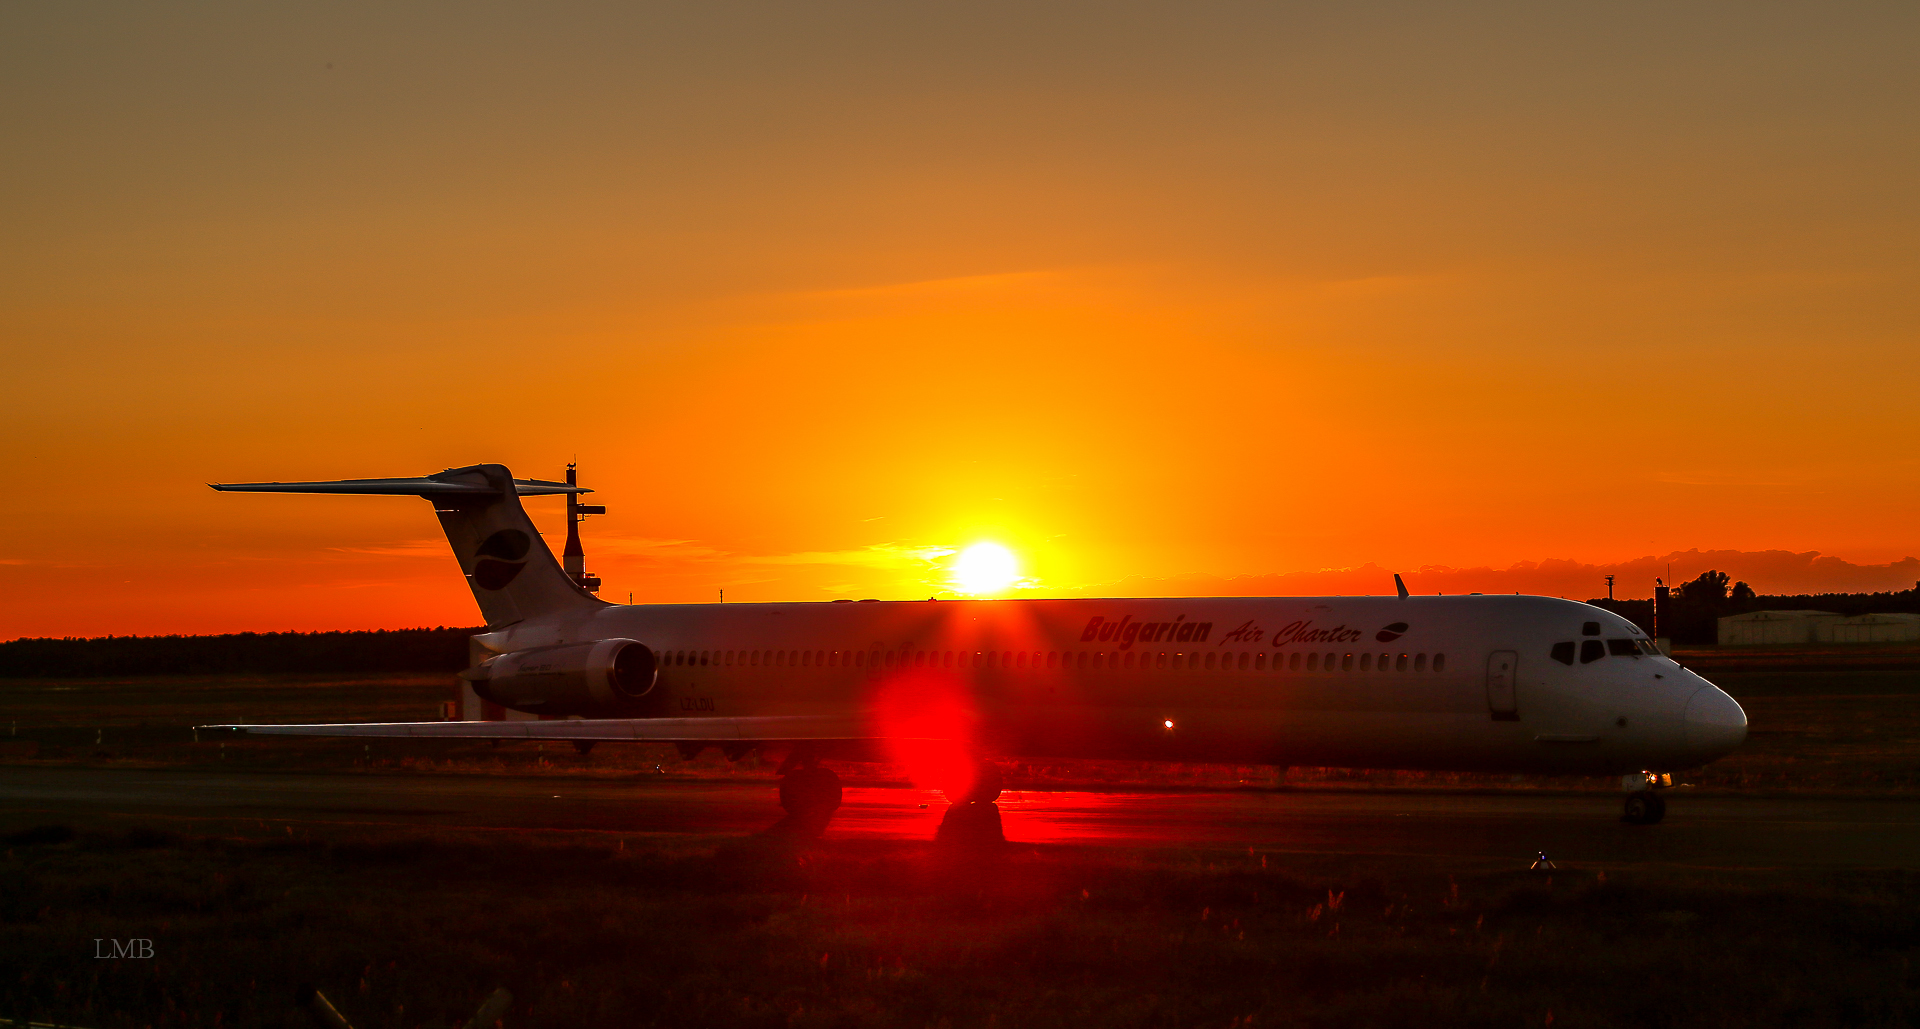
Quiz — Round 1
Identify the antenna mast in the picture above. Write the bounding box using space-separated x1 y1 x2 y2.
563 462 607 594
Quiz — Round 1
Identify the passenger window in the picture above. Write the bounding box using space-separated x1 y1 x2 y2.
1359 653 1372 671
1075 652 1087 669
1414 653 1427 671
1156 652 1167 669
1290 652 1301 671
1433 654 1446 672
1255 653 1266 671
1551 642 1575 665
1582 621 1601 636
1580 640 1606 664
1325 653 1337 670
1306 653 1319 671
1395 654 1408 672
1341 653 1353 671
1202 652 1213 670
1607 639 1640 657
1238 653 1249 671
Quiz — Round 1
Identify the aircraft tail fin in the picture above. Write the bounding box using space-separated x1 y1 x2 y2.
211 464 606 627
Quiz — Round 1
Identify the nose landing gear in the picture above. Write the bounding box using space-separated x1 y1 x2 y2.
1621 771 1671 825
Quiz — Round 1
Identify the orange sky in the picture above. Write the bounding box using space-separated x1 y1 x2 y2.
3 3 1917 638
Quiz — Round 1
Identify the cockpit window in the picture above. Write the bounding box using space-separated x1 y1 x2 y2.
1580 640 1606 664
1582 621 1601 636
1550 641 1575 665
1637 639 1662 656
1607 639 1641 657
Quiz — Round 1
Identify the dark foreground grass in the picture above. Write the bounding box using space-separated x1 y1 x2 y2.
3 818 1917 1029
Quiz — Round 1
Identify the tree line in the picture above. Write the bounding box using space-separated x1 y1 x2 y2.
1588 572 1920 644
0 627 482 678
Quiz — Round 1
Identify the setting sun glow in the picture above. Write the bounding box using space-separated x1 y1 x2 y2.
953 543 1020 595
1 6 1915 638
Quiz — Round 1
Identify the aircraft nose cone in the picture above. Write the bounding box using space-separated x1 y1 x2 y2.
1684 686 1748 759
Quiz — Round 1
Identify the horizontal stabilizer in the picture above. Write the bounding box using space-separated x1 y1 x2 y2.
209 471 587 497
198 714 938 743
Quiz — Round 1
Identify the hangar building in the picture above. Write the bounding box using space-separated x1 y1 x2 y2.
1718 610 1920 645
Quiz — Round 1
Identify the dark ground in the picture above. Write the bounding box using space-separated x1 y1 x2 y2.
1 649 1918 1028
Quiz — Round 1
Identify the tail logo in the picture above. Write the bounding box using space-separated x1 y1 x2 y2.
1375 622 1409 643
472 529 532 590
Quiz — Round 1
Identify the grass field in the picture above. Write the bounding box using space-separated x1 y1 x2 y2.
4 816 1918 1028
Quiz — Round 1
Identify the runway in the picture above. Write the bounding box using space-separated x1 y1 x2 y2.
3 765 1917 870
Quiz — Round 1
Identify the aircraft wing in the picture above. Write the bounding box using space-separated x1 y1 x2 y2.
198 714 931 742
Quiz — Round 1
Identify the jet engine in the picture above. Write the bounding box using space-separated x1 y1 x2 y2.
467 638 657 714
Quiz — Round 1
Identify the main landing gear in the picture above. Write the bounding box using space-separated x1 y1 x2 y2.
936 761 1005 846
777 751 842 835
1621 771 1671 825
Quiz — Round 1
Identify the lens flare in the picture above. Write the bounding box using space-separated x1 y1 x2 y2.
953 542 1019 594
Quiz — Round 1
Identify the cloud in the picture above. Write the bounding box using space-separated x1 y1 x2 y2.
597 536 955 573
593 538 733 562
329 540 446 559
1055 550 1920 601
755 544 955 570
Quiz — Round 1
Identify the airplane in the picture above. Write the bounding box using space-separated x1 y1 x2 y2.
205 462 1747 836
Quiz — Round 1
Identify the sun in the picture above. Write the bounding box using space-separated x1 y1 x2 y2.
952 542 1020 595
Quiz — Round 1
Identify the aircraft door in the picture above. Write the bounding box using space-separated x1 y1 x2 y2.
1486 651 1519 721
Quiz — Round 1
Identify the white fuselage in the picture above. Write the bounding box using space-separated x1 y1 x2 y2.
477 593 1746 776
